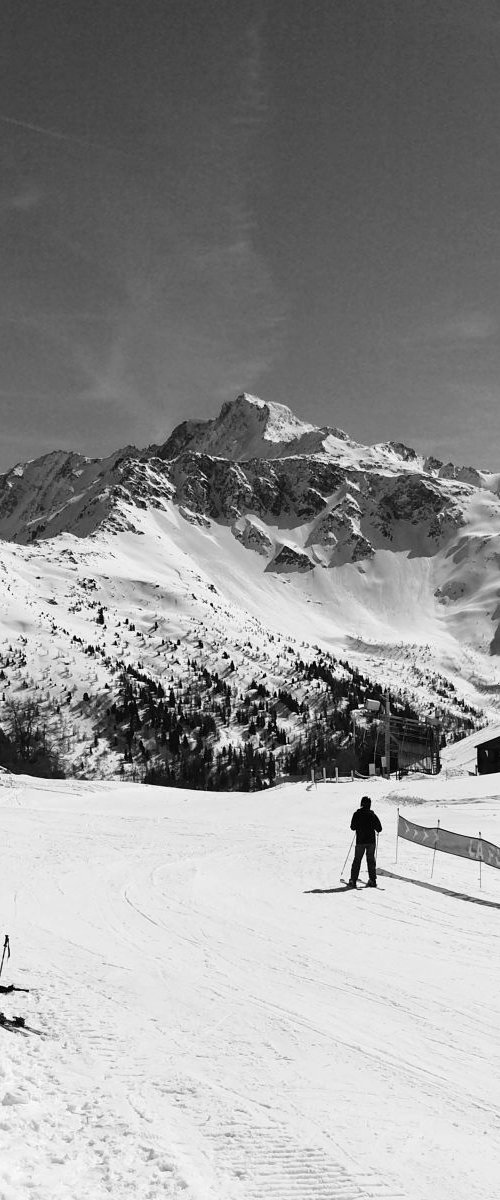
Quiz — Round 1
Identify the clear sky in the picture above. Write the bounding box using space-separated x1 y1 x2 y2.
1 0 500 472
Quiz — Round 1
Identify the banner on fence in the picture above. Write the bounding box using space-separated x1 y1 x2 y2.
397 814 500 870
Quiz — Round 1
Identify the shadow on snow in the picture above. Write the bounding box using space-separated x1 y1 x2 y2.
378 867 500 910
304 885 358 894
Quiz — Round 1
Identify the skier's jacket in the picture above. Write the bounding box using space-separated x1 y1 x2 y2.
350 808 382 844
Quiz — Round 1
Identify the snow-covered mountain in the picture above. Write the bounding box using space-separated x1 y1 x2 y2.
1 392 498 570
1 392 500 778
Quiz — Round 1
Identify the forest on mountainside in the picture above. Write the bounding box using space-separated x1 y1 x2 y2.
90 651 481 790
0 638 483 788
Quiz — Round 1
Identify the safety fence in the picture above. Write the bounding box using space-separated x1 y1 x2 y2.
397 812 500 880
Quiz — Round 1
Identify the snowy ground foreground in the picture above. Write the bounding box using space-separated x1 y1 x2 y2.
1 768 500 1200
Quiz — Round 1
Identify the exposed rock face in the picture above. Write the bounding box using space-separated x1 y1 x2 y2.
266 544 314 572
166 453 344 526
0 449 174 543
437 463 483 488
231 518 273 555
378 441 418 463
178 506 210 528
307 495 375 565
369 475 467 547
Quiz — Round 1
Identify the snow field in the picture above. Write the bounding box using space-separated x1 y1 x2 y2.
0 772 499 1198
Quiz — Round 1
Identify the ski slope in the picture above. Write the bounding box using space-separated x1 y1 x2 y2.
0 769 500 1200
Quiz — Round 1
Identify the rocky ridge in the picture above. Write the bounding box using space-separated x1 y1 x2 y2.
0 393 485 569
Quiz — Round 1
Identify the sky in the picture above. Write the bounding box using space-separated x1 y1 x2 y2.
1 0 500 471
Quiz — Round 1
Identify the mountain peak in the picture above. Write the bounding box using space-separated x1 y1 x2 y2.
218 392 319 450
154 393 343 462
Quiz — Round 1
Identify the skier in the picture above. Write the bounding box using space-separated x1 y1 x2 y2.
348 796 382 887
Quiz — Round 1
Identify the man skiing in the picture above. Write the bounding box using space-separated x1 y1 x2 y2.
348 796 382 887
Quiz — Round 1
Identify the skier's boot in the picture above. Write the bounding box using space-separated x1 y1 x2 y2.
366 880 377 887
347 880 356 888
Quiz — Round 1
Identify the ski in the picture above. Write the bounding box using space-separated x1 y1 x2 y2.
0 1012 25 1027
0 1014 44 1037
340 879 384 890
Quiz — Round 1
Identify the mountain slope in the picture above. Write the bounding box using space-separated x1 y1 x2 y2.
0 392 499 779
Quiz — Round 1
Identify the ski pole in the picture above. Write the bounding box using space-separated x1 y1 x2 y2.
340 835 355 880
0 935 10 979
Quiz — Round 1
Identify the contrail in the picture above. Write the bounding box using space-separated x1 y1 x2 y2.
0 113 130 157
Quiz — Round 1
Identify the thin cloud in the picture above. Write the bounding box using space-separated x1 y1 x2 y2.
404 311 498 347
0 186 44 214
0 112 92 146
0 113 130 159
0 16 286 463
232 15 268 133
432 313 497 343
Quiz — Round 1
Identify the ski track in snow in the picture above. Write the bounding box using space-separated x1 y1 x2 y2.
0 773 500 1198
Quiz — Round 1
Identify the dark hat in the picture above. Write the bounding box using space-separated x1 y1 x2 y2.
360 796 371 808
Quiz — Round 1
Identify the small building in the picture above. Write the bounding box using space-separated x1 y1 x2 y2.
477 734 500 775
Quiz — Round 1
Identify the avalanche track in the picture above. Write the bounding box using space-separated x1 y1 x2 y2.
0 771 499 1200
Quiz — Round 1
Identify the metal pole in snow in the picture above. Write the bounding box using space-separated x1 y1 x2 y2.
431 821 440 878
384 691 391 778
340 835 355 880
396 807 399 863
478 831 483 890
0 934 10 979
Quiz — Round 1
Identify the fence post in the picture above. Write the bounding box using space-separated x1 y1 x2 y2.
431 820 440 878
478 831 483 889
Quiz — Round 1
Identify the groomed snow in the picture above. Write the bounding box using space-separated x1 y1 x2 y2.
0 767 500 1199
